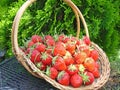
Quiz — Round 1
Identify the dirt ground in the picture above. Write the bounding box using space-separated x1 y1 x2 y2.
100 60 120 90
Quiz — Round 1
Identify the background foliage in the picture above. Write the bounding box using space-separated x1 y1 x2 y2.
0 0 120 61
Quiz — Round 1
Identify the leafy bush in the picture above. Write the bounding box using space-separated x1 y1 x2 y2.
0 0 120 61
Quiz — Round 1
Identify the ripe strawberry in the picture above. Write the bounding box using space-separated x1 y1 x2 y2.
46 67 58 80
27 41 34 48
63 51 74 65
90 49 99 61
84 72 95 85
79 44 90 56
31 35 42 43
36 62 46 71
52 56 66 71
91 67 100 78
57 71 70 86
63 37 71 43
95 62 100 69
41 52 52 65
66 42 76 55
70 73 83 88
74 52 87 64
30 49 41 63
53 43 66 56
83 36 91 45
66 64 78 76
44 35 55 46
84 58 96 72
58 34 66 42
35 43 46 52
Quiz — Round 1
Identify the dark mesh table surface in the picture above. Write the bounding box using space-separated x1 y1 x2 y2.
0 57 57 90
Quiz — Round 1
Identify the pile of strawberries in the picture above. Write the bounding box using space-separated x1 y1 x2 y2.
21 34 100 88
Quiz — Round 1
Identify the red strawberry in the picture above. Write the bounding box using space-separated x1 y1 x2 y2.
46 67 58 80
79 44 90 56
84 58 96 72
84 72 95 85
74 52 87 64
27 41 34 48
57 71 70 86
66 42 76 55
44 35 55 46
58 34 66 42
63 37 71 43
53 44 66 56
90 49 99 61
44 35 53 40
63 51 74 65
95 62 99 69
31 35 42 43
36 62 46 71
66 64 78 76
35 43 46 52
70 73 83 88
83 36 91 45
52 56 66 71
41 52 52 65
30 49 41 63
91 67 100 78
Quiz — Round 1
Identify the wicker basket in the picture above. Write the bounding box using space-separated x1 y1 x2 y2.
11 0 110 90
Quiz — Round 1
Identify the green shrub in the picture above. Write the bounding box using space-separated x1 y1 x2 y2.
0 0 120 61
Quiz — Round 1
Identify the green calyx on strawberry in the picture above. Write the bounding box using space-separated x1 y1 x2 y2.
41 52 52 65
57 71 70 86
63 51 74 65
46 67 58 80
78 64 85 73
67 64 78 76
36 62 46 71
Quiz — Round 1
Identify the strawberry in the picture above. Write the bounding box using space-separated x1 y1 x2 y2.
57 71 70 86
63 37 71 43
27 40 34 48
58 34 66 42
95 62 100 69
84 72 95 85
46 67 58 80
35 43 46 53
90 49 99 61
70 73 83 88
84 58 96 72
91 67 100 78
44 35 55 46
63 51 74 65
31 35 42 43
79 44 90 56
30 49 41 63
74 52 87 64
41 52 52 65
36 62 46 71
66 64 78 76
66 41 76 55
52 56 66 71
83 36 91 45
53 43 66 56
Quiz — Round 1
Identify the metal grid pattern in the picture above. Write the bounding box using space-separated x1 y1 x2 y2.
0 57 57 90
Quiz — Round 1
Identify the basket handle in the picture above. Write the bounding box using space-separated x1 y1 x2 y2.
11 0 89 54
63 0 89 38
